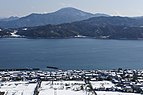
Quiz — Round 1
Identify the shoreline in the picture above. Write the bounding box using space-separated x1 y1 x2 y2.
1 36 143 41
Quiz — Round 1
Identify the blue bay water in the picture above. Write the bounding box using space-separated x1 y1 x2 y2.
0 38 143 70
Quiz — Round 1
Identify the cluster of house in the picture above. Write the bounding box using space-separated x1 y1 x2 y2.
0 69 143 94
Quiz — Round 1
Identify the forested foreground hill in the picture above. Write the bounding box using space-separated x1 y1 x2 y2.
17 16 143 39
0 28 12 37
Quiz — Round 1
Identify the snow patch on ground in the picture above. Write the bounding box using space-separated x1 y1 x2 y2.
0 81 37 95
10 31 21 37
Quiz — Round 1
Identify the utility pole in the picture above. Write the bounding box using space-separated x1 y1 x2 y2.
54 88 57 95
84 78 97 95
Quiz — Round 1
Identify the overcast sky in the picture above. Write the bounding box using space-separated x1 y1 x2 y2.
0 0 143 17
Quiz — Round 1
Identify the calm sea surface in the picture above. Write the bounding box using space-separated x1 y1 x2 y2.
0 38 143 70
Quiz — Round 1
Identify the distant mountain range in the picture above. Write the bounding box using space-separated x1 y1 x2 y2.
0 7 109 28
1 7 143 39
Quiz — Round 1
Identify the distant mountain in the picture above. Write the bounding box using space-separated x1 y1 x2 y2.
0 18 4 20
94 13 110 17
0 7 109 28
0 16 19 21
16 16 143 39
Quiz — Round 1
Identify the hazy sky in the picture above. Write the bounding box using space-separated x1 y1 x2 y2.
1 0 143 17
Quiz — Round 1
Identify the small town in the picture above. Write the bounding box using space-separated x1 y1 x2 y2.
0 69 143 95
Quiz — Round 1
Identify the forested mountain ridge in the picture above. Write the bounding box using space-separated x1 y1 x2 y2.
16 16 143 39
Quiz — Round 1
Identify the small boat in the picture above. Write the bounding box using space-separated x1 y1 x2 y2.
47 66 58 69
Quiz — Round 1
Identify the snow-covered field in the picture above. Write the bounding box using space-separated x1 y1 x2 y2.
0 81 141 95
0 81 37 95
90 81 115 89
39 89 86 95
39 81 86 95
91 81 141 95
38 81 141 95
96 91 141 95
